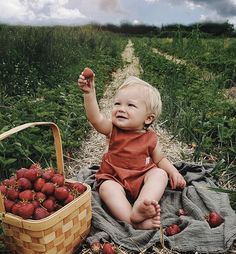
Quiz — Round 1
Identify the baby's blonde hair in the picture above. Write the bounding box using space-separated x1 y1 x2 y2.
117 76 162 121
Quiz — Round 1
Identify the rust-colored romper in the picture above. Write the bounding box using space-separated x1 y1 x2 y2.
96 125 164 200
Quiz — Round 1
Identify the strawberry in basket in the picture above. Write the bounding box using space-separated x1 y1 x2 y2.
0 162 87 220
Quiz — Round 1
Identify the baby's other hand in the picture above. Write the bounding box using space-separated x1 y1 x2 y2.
169 172 186 190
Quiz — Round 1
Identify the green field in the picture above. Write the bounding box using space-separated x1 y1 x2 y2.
0 25 235 209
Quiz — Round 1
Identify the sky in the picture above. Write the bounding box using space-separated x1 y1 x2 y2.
1 0 236 29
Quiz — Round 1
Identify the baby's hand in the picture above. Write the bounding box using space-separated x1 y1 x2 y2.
169 172 186 189
78 67 95 94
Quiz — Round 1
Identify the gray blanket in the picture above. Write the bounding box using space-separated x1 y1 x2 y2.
76 162 236 253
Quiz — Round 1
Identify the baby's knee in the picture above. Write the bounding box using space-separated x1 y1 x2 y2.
98 180 112 194
98 180 124 196
158 168 168 179
146 167 168 181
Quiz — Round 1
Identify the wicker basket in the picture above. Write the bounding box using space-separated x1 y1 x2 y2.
0 122 92 254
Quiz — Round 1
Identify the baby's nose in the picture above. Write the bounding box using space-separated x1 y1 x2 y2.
118 105 126 112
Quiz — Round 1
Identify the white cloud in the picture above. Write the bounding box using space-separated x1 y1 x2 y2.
0 0 33 20
200 10 227 23
0 0 86 24
185 1 202 10
50 6 85 20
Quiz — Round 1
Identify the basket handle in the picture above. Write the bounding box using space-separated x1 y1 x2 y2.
0 122 64 174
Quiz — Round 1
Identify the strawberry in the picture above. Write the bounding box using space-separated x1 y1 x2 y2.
54 187 69 201
11 202 22 215
32 200 40 208
35 192 46 203
90 240 101 254
29 163 42 175
64 193 74 205
102 243 115 254
2 179 10 187
165 224 181 236
6 187 19 201
51 174 64 186
42 199 55 212
207 211 224 228
69 182 87 194
24 168 38 182
41 182 55 195
33 207 50 220
3 176 16 188
17 177 32 190
42 168 55 181
83 67 94 80
17 202 35 219
4 199 15 212
16 168 28 179
34 178 46 191
19 190 34 201
0 184 7 195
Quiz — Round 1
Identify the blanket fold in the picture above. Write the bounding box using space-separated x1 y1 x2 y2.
77 162 236 253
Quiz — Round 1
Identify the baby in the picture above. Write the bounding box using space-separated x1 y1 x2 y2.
78 70 186 229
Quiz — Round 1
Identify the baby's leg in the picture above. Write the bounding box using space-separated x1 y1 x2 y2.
99 180 132 223
130 168 168 224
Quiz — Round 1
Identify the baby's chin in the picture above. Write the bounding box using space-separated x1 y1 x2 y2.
112 122 144 131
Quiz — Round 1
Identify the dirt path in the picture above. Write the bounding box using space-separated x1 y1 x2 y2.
66 40 192 177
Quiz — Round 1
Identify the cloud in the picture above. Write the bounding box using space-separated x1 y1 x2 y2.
97 0 125 15
99 0 119 11
186 0 236 17
0 0 86 25
0 1 35 21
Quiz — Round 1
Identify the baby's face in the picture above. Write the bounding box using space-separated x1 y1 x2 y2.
112 85 152 131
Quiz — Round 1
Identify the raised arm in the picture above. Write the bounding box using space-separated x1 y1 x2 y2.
78 68 112 136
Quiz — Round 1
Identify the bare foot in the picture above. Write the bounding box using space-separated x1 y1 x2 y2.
132 214 161 230
130 199 160 223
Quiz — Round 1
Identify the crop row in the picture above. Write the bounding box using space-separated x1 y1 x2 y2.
148 31 236 85
133 37 236 181
0 25 127 179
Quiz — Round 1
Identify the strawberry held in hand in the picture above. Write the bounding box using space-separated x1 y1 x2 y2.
83 67 94 80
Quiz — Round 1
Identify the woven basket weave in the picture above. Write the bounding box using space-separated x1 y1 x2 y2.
0 122 92 254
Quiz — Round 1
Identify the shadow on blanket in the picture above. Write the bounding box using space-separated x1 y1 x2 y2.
76 162 236 253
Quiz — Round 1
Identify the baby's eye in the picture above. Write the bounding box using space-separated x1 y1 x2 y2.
128 103 136 107
114 102 120 106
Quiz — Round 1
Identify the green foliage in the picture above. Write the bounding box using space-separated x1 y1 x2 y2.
133 36 236 207
155 31 236 84
0 24 127 177
133 37 236 167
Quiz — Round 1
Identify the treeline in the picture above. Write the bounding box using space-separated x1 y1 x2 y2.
95 21 235 37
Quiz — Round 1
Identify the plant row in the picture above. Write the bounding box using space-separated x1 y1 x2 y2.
133 37 236 179
0 25 127 179
148 31 236 86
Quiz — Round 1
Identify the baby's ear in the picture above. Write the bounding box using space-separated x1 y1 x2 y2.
145 113 155 125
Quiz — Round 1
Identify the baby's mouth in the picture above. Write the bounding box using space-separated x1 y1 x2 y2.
116 115 128 119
